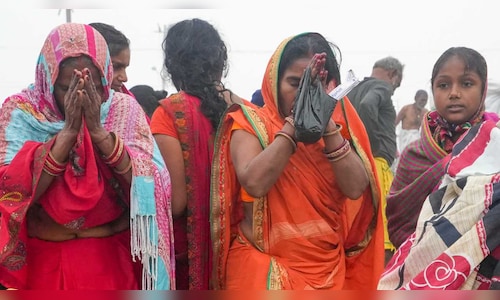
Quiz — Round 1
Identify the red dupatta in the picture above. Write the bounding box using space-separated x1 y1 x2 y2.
159 91 213 289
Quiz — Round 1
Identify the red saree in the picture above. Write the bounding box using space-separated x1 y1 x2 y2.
0 23 173 290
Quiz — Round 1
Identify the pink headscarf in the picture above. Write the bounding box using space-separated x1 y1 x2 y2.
0 23 174 289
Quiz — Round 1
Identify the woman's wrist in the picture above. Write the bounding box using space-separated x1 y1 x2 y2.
50 130 77 163
57 128 78 144
274 131 297 154
90 128 109 144
282 116 296 136
323 124 342 137
324 119 339 132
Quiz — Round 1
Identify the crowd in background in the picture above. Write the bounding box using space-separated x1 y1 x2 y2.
1 16 500 291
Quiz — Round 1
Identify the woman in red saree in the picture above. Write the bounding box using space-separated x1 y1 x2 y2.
0 23 174 290
210 32 384 290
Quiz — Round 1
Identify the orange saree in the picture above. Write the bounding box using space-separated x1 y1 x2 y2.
210 34 384 290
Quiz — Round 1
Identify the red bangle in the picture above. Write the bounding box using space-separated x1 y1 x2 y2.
103 133 119 160
326 138 348 154
102 133 126 167
43 151 67 176
114 159 132 175
328 148 351 162
324 139 351 161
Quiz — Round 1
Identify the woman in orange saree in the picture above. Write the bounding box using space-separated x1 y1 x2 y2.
210 32 384 290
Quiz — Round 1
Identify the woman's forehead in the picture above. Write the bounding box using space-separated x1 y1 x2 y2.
61 55 94 68
60 56 101 75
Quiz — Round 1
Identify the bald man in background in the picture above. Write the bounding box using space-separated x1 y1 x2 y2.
395 89 429 153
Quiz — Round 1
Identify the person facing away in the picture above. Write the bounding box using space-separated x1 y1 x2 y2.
150 18 248 290
346 56 404 264
88 22 132 95
380 46 500 290
210 32 385 290
386 46 500 250
395 89 429 152
0 23 174 290
129 84 168 119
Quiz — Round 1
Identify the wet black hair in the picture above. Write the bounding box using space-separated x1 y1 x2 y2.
162 18 228 130
129 84 167 118
88 22 130 57
431 47 487 98
278 32 342 87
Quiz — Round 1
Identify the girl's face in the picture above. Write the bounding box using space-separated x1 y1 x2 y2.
432 55 483 125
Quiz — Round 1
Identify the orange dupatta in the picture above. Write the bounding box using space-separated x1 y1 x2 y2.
210 33 384 290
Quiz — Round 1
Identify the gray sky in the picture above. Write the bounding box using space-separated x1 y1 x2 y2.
1 2 499 112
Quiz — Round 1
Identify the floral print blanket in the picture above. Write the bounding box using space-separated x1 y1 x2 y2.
378 120 500 290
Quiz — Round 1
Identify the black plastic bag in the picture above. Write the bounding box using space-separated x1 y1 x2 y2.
292 66 337 144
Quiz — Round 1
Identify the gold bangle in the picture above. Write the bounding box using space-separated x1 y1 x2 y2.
43 167 62 177
274 131 297 153
101 132 119 160
284 116 295 127
328 147 351 162
103 133 124 166
48 150 67 166
114 158 132 175
324 139 349 156
43 150 67 176
323 124 342 137
325 139 351 160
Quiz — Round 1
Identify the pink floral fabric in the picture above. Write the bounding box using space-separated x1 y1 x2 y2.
379 120 500 290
